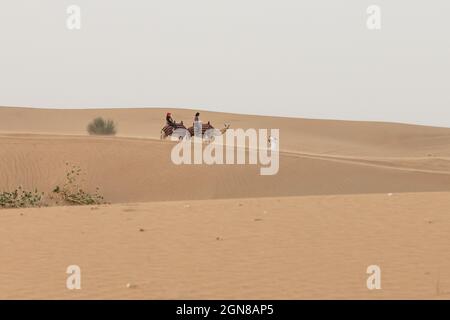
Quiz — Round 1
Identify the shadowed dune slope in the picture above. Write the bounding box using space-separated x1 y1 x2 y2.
1 107 450 202
1 134 450 203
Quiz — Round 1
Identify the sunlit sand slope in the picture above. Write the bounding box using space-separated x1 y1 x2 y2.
1 193 450 299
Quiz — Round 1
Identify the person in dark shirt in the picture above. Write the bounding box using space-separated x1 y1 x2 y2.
166 112 176 128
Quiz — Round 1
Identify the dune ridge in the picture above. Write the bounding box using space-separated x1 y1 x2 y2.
1 106 450 157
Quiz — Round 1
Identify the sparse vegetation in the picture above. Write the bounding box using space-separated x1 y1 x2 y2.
0 186 44 208
87 117 117 135
52 163 104 206
1 163 105 209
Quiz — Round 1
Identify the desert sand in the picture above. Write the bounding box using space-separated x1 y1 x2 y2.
1 106 450 299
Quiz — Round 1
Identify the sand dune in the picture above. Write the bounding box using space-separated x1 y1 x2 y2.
2 192 450 299
1 134 450 204
1 106 450 299
1 106 450 157
1 106 450 203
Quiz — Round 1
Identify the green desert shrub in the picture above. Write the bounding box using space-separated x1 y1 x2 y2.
52 163 104 206
87 117 117 135
0 186 44 208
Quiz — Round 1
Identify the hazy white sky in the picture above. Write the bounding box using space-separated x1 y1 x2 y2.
0 1 449 127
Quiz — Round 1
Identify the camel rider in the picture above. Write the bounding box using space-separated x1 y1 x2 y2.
166 112 176 129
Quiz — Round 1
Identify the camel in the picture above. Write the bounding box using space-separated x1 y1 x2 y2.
206 123 231 142
187 122 231 142
160 121 188 140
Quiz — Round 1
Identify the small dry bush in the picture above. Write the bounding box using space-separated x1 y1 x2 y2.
0 186 44 208
87 117 117 135
52 163 104 206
